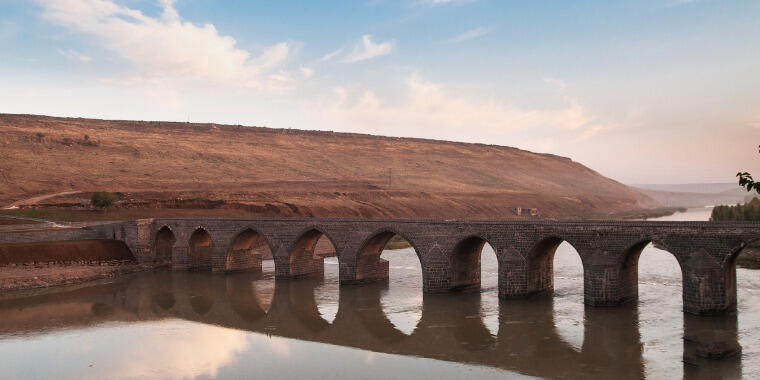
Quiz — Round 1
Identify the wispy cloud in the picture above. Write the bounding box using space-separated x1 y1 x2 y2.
319 48 344 62
299 65 314 78
319 73 601 142
443 26 492 44
57 49 92 63
36 0 297 90
342 35 394 63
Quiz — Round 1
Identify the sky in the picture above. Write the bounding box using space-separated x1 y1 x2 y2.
0 0 758 184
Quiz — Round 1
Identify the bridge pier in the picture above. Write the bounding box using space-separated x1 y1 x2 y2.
498 250 552 299
421 253 452 293
172 245 189 271
583 263 637 307
340 256 389 285
211 244 229 273
274 249 325 279
682 263 734 316
221 248 263 273
583 251 638 307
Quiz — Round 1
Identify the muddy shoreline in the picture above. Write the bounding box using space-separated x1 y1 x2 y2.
0 263 149 293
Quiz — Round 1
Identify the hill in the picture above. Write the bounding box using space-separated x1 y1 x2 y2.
633 183 740 194
632 183 750 208
0 114 657 220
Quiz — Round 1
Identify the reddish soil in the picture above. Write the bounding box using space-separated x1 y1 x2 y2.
0 113 657 219
0 217 42 226
0 263 144 292
0 240 135 265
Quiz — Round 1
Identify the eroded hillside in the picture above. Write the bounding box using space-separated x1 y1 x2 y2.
0 114 656 219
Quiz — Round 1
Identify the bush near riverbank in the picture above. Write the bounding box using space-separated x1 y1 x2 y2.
711 198 760 221
736 241 760 270
711 198 760 269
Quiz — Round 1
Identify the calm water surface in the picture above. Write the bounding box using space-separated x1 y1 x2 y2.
0 207 757 379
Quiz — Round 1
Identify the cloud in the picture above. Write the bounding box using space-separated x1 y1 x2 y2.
319 74 603 144
342 35 394 63
572 124 607 142
443 26 491 44
59 322 250 380
319 48 344 62
57 49 92 63
299 65 314 78
36 0 296 90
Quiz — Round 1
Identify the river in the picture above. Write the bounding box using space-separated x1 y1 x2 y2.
0 207 757 379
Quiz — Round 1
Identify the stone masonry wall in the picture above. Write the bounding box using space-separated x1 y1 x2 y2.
1 218 758 315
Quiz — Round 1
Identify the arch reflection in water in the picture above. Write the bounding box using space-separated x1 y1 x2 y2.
0 271 745 379
478 242 500 336
313 235 339 323
376 234 423 335
631 242 685 377
549 241 586 352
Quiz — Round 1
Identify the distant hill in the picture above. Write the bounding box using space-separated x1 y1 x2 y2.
632 183 748 208
633 183 740 194
0 114 656 219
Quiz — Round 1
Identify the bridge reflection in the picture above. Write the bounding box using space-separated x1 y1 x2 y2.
0 271 742 379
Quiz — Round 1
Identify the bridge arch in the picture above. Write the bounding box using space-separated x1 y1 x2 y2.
619 239 653 303
281 226 338 279
449 235 498 291
188 227 213 271
225 228 272 273
617 238 683 304
525 235 586 297
354 227 422 283
354 228 424 335
152 225 176 267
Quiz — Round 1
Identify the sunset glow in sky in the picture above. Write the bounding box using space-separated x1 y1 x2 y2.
1 0 758 184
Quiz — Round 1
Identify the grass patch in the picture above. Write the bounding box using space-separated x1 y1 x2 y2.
0 209 77 222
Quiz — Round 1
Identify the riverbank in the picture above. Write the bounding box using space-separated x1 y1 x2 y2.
0 262 147 292
0 216 44 226
737 242 760 269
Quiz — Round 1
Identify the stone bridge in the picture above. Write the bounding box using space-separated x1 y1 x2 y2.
1 218 759 315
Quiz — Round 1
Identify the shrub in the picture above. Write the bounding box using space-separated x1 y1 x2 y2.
711 198 760 221
91 192 118 209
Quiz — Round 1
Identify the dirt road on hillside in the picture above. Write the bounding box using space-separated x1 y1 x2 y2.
4 191 82 210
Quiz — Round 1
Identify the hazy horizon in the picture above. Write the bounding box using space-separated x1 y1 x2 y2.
1 0 758 184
